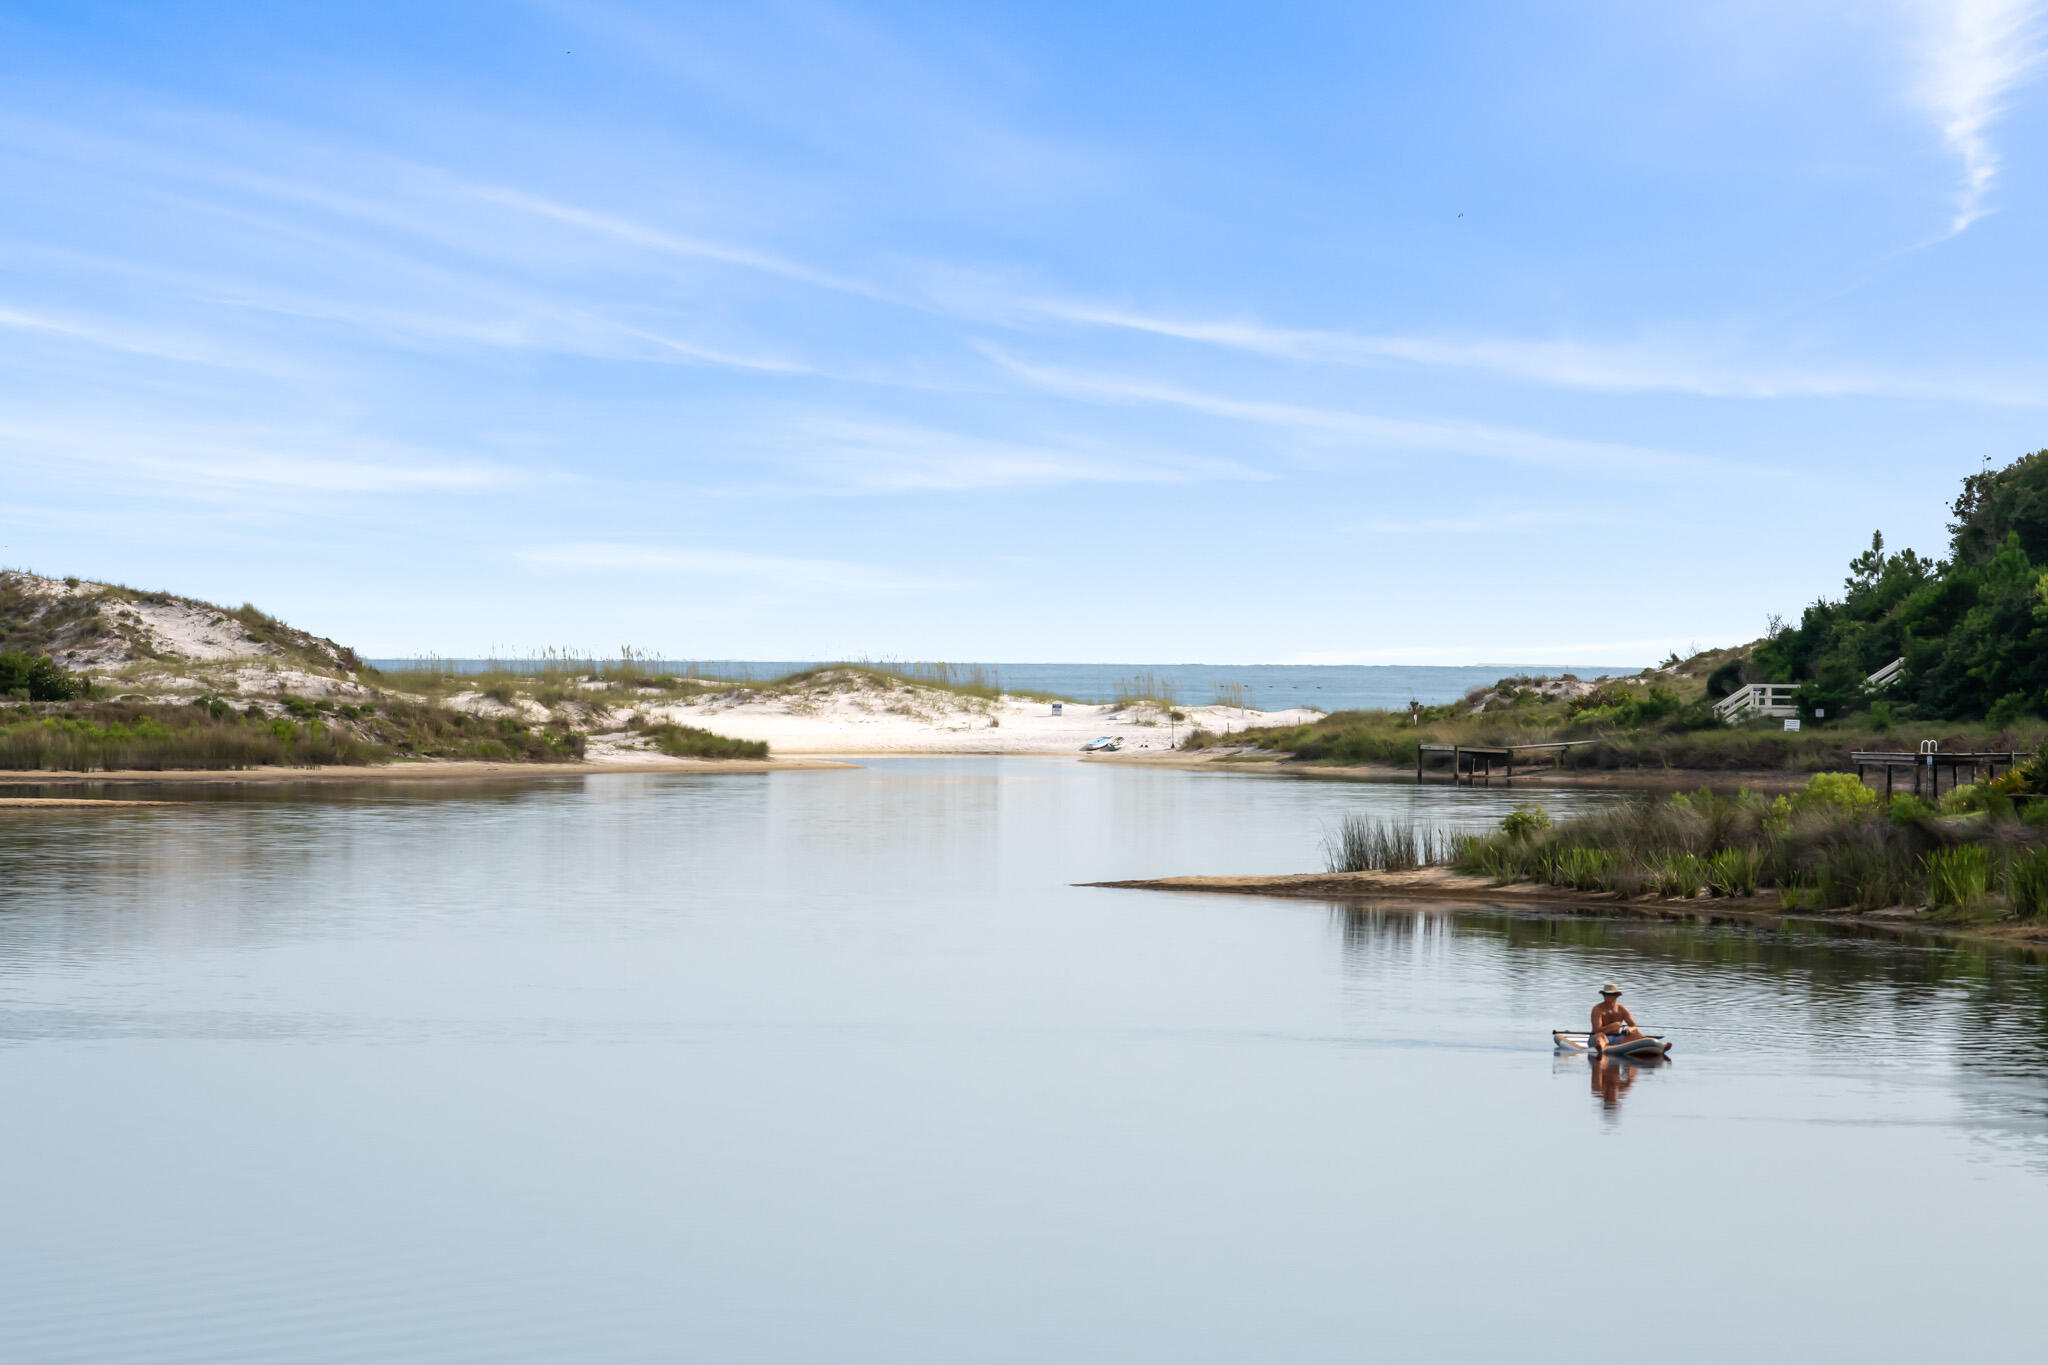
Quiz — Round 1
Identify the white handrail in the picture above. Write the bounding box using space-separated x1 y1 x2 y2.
1865 657 1905 690
1712 682 1799 721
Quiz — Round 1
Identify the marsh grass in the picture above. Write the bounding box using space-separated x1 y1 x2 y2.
1323 814 1453 873
1446 777 2048 917
2003 848 2048 919
0 711 382 770
1925 846 1992 912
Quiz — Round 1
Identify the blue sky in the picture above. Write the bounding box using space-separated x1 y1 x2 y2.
2 1 2044 663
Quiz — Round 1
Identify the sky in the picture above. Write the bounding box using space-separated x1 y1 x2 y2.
2 1 2045 664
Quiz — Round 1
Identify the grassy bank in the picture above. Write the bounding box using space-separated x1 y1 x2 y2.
0 709 385 771
1189 677 2045 774
0 698 589 771
1327 770 2048 921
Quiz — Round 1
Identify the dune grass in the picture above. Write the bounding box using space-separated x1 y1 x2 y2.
369 656 1073 708
646 722 769 760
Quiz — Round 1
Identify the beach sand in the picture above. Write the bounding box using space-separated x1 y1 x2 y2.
638 694 1321 756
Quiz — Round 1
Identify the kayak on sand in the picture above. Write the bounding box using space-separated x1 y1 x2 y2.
1552 1030 1672 1058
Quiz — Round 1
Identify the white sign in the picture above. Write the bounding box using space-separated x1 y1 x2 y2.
1783 718 1801 732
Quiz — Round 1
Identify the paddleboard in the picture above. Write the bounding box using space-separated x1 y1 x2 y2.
1553 1030 1672 1058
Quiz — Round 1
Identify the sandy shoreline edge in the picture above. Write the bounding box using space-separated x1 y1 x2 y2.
1082 866 2048 951
0 755 854 790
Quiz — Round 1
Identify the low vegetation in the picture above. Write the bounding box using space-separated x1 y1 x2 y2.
647 722 769 761
1429 764 2048 920
1188 689 2042 774
0 705 385 770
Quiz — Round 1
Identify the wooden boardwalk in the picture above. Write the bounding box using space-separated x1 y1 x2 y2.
1417 740 1601 784
1851 749 2026 799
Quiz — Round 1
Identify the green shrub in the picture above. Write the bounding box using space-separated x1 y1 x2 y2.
1500 804 1551 838
1791 771 1879 815
1887 794 1937 826
1987 692 2031 727
0 652 87 702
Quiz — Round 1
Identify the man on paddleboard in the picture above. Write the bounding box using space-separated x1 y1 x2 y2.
1588 983 1647 1054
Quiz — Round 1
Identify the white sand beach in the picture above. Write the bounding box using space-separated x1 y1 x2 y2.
619 686 1322 755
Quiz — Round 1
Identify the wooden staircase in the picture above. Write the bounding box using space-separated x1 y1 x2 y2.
1712 657 1904 724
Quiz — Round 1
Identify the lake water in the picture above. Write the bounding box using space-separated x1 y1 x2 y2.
3 758 2046 1362
365 661 1651 713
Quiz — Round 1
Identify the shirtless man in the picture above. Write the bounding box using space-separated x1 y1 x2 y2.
1588 983 1646 1053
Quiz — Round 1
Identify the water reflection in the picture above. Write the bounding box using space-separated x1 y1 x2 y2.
1582 1051 1664 1116
5 761 2048 1360
1329 900 2048 1148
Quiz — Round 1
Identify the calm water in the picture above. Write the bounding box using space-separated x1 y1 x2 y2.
364 661 1649 712
3 758 2047 1362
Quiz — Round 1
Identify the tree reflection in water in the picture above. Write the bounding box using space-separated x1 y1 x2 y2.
1327 899 2048 1150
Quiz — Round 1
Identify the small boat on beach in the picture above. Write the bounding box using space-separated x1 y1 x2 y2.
1553 1030 1672 1058
1081 736 1123 752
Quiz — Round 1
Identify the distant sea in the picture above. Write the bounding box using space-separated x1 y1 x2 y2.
364 660 1649 714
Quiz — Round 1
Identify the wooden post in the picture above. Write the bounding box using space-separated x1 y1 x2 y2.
1416 747 1423 783
1885 764 1893 800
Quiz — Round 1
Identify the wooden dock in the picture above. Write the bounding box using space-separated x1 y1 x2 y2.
1851 749 2027 799
1417 740 1601 785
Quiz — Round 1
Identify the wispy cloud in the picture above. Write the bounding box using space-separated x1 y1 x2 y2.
756 416 1258 493
523 542 928 595
985 349 1733 478
455 181 898 303
0 303 298 375
1910 0 2047 235
0 418 526 496
1016 297 2045 404
1349 509 1584 535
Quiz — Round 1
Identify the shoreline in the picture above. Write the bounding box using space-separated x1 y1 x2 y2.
0 755 853 789
1083 866 2048 953
1084 749 1819 790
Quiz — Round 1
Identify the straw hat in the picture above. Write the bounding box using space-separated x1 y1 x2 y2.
1599 983 1622 996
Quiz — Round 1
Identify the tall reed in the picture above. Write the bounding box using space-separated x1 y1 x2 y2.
1323 814 1452 873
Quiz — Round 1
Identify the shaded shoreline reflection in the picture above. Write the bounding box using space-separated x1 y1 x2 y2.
1329 900 2048 1149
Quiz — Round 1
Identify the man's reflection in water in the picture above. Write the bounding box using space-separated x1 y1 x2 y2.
1589 1052 1642 1114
